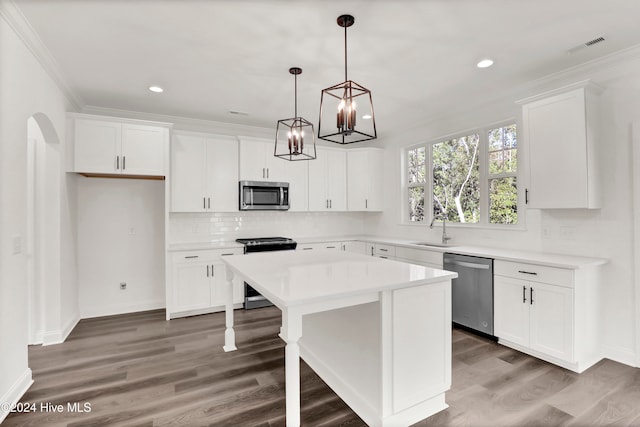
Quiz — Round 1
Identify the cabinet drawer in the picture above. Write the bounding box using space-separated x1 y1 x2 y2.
494 260 574 288
374 244 396 257
172 248 243 263
395 247 442 267
297 242 341 251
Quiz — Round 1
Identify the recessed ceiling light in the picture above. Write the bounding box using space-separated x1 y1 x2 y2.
362 114 372 120
148 85 164 93
476 59 494 69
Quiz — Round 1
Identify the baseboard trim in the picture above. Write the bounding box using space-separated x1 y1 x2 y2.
0 368 33 424
80 300 165 320
601 344 637 368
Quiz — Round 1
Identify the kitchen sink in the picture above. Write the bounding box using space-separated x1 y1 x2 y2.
411 242 456 248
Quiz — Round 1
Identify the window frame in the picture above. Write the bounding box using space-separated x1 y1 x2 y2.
403 119 524 229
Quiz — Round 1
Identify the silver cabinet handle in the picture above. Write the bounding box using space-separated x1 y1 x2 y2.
203 197 206 209
185 255 198 259
303 247 313 250
123 156 126 170
379 248 388 252
518 270 538 275
221 253 234 256
326 199 329 209
371 247 374 256
208 197 211 209
530 287 534 305
326 246 336 249
262 168 265 178
329 199 332 209
523 285 527 303
206 265 209 277
365 199 368 209
267 168 269 178
116 155 120 170
211 264 215 277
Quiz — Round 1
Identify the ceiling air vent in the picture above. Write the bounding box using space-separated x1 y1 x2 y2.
567 36 606 54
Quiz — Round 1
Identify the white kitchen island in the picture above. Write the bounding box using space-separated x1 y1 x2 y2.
221 250 457 427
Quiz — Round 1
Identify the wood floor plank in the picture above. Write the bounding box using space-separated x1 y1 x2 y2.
4 308 640 427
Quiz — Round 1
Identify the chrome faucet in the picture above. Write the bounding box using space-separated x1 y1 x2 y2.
430 212 452 245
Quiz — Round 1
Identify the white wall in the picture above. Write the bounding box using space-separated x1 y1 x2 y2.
77 177 165 318
370 53 640 366
0 5 77 422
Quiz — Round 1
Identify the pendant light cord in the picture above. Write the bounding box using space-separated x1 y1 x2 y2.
344 23 348 82
294 72 298 118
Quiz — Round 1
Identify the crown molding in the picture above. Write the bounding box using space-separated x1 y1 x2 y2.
81 105 275 139
0 0 83 110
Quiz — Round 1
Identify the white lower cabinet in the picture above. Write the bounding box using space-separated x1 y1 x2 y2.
169 248 243 318
494 260 600 373
341 240 367 254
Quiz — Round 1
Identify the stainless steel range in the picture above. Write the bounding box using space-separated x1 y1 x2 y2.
235 237 297 309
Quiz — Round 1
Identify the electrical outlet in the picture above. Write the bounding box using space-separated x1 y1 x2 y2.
120 282 127 290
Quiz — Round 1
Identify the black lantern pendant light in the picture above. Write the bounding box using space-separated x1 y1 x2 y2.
274 67 316 161
318 14 377 144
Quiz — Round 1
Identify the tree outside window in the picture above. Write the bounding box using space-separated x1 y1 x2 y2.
406 122 518 226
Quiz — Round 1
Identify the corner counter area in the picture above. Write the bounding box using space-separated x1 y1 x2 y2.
290 235 607 373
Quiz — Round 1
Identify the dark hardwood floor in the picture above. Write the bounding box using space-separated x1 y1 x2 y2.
3 307 640 426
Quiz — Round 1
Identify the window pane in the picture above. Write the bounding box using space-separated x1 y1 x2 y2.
408 147 426 184
489 177 518 224
432 134 480 224
489 151 503 174
504 148 517 172
409 187 425 222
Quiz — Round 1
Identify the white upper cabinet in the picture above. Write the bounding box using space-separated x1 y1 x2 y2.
73 115 169 176
308 146 347 211
171 132 238 212
239 137 308 211
347 148 383 211
518 82 601 209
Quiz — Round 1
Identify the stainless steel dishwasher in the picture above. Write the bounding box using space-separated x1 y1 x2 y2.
443 253 495 339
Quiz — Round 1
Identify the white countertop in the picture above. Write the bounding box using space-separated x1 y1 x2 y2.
296 235 608 269
221 250 457 308
169 235 607 269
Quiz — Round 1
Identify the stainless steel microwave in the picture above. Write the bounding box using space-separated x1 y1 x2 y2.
239 180 289 210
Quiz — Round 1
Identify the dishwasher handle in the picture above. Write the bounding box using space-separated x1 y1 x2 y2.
445 260 490 270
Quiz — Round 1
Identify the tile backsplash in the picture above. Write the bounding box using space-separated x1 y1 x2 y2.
169 211 370 243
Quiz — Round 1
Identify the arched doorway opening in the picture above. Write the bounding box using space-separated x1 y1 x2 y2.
26 113 61 345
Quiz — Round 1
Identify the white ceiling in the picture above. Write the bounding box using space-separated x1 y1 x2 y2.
13 0 640 134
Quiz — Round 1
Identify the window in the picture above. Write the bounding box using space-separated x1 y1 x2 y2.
407 146 426 221
432 133 480 224
488 124 518 224
406 122 518 226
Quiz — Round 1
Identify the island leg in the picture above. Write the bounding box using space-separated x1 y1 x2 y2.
281 308 302 427
223 266 237 352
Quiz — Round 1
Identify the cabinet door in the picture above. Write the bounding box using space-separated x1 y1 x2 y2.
524 88 589 208
342 241 367 254
308 148 329 211
347 149 383 211
239 138 267 181
494 276 530 347
205 136 239 212
326 148 347 211
529 282 574 362
74 119 121 173
121 124 166 175
172 259 211 312
282 159 308 212
171 134 207 212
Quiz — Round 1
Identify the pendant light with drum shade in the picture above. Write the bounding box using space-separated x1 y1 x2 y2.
274 67 317 161
318 14 377 144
